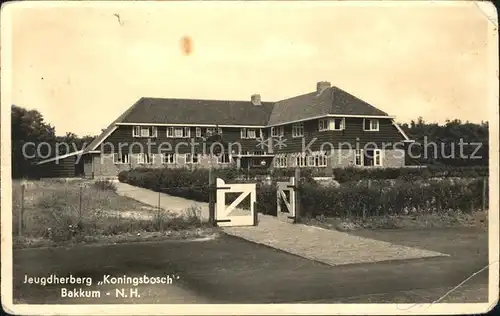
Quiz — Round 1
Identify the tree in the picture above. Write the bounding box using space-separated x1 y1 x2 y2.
11 105 56 178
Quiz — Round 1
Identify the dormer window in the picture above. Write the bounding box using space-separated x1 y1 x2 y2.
364 119 379 131
331 118 345 130
241 128 261 139
318 119 329 132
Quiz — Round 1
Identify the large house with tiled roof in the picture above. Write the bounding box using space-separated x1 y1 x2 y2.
36 81 412 178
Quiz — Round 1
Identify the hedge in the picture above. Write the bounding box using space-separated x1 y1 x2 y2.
332 166 489 183
118 167 488 218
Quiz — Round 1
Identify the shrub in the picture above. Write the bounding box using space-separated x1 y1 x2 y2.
332 166 488 183
117 167 488 220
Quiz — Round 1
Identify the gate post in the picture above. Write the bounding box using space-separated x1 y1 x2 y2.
294 168 301 223
208 168 216 226
253 201 259 226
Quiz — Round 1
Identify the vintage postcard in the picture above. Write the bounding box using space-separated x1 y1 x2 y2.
1 1 498 315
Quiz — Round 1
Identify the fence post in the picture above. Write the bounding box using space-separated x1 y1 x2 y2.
208 168 216 226
158 190 163 231
79 185 83 219
294 168 301 223
19 184 25 237
482 176 487 211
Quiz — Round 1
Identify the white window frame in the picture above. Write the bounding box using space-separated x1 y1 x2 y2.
318 119 329 132
271 126 284 137
133 126 157 137
355 149 363 166
246 129 256 139
195 127 202 138
374 149 383 166
307 155 315 167
314 151 328 167
185 153 199 164
113 152 129 165
295 153 307 167
240 128 247 139
137 153 153 164
217 153 232 164
132 126 141 137
166 127 174 138
206 127 215 137
331 118 345 131
274 154 287 168
363 119 380 131
174 127 184 138
292 123 304 138
162 153 176 164
217 127 223 135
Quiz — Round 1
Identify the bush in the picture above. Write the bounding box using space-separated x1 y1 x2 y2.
117 167 488 220
332 166 489 183
299 178 486 218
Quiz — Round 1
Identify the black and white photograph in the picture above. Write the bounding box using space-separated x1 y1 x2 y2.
1 1 498 315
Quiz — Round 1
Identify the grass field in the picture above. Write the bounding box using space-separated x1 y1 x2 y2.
12 179 215 248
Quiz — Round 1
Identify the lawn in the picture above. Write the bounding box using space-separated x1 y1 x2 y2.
12 179 216 248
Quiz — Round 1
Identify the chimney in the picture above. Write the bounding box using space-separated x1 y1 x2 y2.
251 94 262 105
316 81 331 95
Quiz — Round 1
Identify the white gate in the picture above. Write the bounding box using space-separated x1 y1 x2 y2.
277 177 297 223
215 178 257 227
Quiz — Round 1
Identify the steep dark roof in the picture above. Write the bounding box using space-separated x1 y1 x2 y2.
80 84 394 155
121 97 275 126
267 86 389 126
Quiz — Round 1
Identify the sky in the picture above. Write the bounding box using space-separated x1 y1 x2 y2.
5 1 498 137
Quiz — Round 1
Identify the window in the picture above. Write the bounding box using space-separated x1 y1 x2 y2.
314 152 328 167
274 155 287 168
318 119 329 132
247 129 256 139
133 126 141 137
195 127 202 138
241 128 261 139
167 127 191 138
307 155 315 167
166 127 174 138
185 153 199 164
295 153 307 167
271 126 284 137
133 126 157 137
364 119 379 131
292 123 304 138
113 152 129 164
137 153 153 164
217 127 223 135
206 127 215 136
162 153 176 164
217 153 231 164
331 118 345 130
374 149 382 166
355 150 363 166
